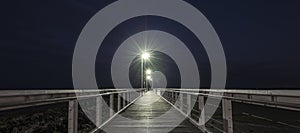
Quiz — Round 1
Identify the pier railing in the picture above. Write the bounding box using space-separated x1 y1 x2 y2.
156 88 300 133
0 89 145 133
1 88 299 133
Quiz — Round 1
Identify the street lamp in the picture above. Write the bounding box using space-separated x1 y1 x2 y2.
141 52 150 89
142 52 150 60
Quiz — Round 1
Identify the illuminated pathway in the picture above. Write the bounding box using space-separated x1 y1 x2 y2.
99 91 202 133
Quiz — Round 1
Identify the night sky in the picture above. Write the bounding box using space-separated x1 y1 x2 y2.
1 0 300 89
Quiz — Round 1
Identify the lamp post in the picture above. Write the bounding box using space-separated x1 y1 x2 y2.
141 52 150 89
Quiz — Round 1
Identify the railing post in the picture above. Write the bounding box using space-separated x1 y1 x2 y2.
110 94 114 117
171 91 174 102
187 94 191 116
117 93 121 111
198 95 206 129
222 98 233 133
127 92 130 102
96 96 102 127
123 92 126 107
172 91 176 103
180 93 183 111
68 99 78 133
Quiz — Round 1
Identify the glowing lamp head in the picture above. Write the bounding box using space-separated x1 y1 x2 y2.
146 69 152 75
141 52 150 60
146 75 152 80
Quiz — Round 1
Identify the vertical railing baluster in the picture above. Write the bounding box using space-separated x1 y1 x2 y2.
187 94 191 116
180 93 183 111
123 92 126 107
171 91 174 103
198 95 205 130
127 92 130 103
96 96 102 127
222 98 233 133
175 92 177 103
117 93 121 111
110 94 114 117
68 99 78 133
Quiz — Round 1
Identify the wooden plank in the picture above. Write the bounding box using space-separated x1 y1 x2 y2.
101 91 202 133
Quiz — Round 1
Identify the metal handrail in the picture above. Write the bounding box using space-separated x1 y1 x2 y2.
0 88 146 133
161 89 300 109
156 88 300 133
0 88 139 97
166 88 300 97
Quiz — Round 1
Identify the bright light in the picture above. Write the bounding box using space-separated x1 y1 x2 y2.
141 52 150 60
146 69 152 75
146 75 152 80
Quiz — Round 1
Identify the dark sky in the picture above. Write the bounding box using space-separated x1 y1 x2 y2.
1 0 300 89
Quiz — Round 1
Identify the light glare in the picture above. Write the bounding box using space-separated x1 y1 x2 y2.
142 52 150 60
146 69 152 75
146 75 152 80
